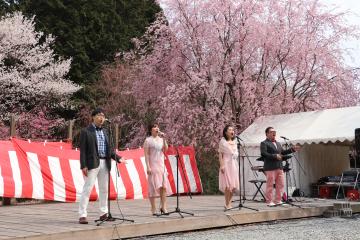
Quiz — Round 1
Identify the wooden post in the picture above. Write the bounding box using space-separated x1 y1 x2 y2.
10 115 16 137
67 119 75 142
115 123 119 150
3 115 16 205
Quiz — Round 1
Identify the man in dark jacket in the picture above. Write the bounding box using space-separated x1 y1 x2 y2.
78 108 121 224
260 127 299 207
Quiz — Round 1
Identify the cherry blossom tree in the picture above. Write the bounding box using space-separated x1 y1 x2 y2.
0 121 9 139
0 12 81 121
15 106 67 140
102 0 360 149
95 0 360 193
95 63 143 146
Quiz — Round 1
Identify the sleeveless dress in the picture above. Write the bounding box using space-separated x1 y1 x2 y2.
218 138 240 193
144 136 172 197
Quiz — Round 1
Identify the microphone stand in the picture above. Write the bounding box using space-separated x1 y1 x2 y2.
167 145 194 218
232 137 260 203
281 137 306 176
95 121 134 226
281 139 301 209
226 138 258 212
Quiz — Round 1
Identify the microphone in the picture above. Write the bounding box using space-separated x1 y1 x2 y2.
280 136 289 140
105 118 111 123
158 131 165 137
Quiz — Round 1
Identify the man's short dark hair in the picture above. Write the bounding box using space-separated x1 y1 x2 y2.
91 108 104 117
265 127 274 134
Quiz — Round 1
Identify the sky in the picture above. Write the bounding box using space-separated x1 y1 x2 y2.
322 0 360 68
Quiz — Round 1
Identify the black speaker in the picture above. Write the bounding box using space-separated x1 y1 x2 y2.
353 128 360 168
356 128 360 154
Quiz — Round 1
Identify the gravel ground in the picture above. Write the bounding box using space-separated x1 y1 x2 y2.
135 215 360 240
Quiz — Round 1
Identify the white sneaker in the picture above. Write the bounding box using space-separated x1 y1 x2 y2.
267 202 276 207
275 201 285 206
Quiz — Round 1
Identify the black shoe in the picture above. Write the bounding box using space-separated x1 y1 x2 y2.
79 217 88 224
160 208 169 215
99 213 108 221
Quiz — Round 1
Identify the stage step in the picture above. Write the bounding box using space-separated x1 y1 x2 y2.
324 202 353 218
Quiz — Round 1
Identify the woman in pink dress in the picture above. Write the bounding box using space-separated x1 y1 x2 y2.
219 125 239 210
144 123 171 215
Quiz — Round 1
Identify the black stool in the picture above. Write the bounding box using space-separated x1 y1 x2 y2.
249 179 266 201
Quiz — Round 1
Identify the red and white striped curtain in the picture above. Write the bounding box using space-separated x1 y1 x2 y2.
0 139 202 202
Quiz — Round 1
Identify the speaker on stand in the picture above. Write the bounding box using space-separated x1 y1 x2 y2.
354 128 360 169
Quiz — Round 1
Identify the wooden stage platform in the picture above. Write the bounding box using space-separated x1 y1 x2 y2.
1 195 359 240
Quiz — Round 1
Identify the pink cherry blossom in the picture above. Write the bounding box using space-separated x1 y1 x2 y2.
103 0 360 149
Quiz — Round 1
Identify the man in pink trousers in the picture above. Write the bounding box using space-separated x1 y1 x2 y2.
260 127 299 206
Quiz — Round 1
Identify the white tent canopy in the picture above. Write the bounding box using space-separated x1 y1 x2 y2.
238 106 360 197
240 106 360 146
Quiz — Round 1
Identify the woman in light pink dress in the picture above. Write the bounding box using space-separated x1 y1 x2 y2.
144 123 171 216
219 125 239 210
